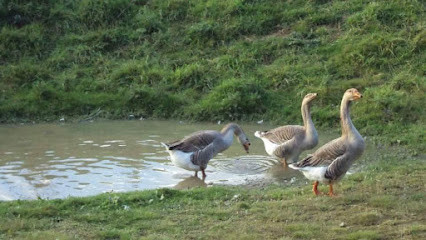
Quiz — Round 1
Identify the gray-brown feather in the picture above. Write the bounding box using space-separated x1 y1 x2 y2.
324 154 350 181
167 131 220 153
272 138 298 158
259 125 304 144
294 138 347 168
190 143 217 170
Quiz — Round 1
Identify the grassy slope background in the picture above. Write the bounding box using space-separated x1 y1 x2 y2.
0 0 424 150
0 1 425 239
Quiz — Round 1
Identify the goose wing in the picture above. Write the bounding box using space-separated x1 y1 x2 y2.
272 137 298 158
259 125 304 144
324 154 351 181
190 141 217 170
167 130 220 153
294 137 347 168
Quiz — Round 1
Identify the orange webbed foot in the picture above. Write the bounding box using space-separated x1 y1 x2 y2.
312 181 320 196
328 184 336 197
201 169 207 180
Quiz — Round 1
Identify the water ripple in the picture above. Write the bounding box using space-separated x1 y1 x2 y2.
0 120 325 200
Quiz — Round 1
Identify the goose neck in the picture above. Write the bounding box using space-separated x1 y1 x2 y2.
302 101 318 147
221 128 234 147
340 98 355 137
301 102 314 131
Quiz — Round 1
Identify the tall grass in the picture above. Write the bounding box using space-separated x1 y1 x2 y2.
0 0 425 149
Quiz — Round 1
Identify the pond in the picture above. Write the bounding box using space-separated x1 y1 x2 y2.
0 120 351 200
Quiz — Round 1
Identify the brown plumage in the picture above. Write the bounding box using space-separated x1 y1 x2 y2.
162 123 251 179
258 126 304 144
167 131 219 153
255 93 318 164
290 88 365 196
294 138 346 168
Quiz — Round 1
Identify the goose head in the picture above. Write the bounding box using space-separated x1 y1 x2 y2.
344 88 363 101
221 123 251 153
302 93 318 105
234 127 250 153
238 134 251 154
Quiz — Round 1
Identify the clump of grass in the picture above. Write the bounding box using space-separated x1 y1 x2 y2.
346 230 382 240
368 195 398 209
0 23 48 61
189 78 270 121
350 212 382 226
284 223 320 239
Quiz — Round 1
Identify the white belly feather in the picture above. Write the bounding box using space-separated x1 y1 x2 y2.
260 138 279 156
255 131 280 156
289 165 328 183
168 150 201 171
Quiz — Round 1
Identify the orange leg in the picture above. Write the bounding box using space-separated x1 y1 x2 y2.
201 169 206 180
328 184 335 196
281 158 288 168
313 181 320 196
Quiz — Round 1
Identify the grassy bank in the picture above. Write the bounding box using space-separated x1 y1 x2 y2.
1 2 425 239
0 142 425 239
0 0 425 151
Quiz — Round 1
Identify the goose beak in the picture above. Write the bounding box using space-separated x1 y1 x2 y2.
353 91 363 100
243 142 250 153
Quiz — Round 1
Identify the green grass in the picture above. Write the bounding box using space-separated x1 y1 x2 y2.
0 0 424 151
0 144 424 239
0 1 425 238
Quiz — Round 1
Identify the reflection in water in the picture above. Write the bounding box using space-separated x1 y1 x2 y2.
0 120 344 200
265 162 303 183
174 176 207 190
212 155 277 175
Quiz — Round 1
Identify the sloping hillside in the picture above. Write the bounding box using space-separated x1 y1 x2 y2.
0 0 424 149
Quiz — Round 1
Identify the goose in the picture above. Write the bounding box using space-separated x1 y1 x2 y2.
162 123 250 179
289 88 365 196
254 93 318 165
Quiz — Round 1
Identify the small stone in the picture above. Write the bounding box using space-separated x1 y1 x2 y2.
232 194 240 200
339 222 346 227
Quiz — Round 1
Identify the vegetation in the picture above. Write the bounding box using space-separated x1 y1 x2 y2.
0 144 424 239
0 2 425 238
0 0 424 150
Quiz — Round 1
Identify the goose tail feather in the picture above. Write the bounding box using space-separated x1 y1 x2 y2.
289 164 300 170
254 131 264 138
161 142 170 150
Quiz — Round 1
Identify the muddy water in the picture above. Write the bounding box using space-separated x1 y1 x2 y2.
0 120 339 200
